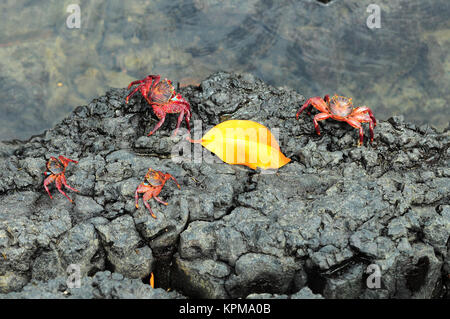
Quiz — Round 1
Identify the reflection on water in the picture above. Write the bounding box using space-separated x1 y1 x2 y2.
0 0 448 141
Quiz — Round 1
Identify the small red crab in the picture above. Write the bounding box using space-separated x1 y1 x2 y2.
296 94 377 145
135 168 181 219
125 74 191 136
43 156 79 202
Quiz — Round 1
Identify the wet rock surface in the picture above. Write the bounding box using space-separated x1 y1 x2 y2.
0 72 449 299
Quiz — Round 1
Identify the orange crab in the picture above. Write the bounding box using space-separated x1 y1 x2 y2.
135 168 181 219
125 74 191 136
43 156 79 202
296 94 377 145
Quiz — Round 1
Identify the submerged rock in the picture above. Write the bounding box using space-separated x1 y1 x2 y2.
0 71 448 299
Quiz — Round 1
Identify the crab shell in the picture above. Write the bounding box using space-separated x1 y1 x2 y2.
149 79 175 104
329 95 354 118
144 169 165 186
46 157 65 175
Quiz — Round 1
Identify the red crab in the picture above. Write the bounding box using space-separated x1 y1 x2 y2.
43 156 79 202
125 74 191 136
135 168 181 219
296 94 377 145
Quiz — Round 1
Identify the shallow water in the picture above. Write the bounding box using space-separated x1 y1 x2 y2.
0 0 449 141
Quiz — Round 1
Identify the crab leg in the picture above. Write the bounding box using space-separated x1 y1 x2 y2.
313 113 332 135
126 85 142 104
135 188 141 208
168 100 191 136
61 175 79 193
135 184 149 208
173 109 186 136
180 100 192 128
147 115 166 136
148 75 161 90
55 176 74 202
154 196 168 206
142 191 158 218
369 120 375 143
59 156 78 164
185 108 191 132
141 75 161 93
297 96 329 119
353 106 377 126
346 118 365 146
126 75 161 103
296 98 314 119
143 200 157 219
167 175 181 189
351 110 376 144
44 175 56 199
127 79 144 89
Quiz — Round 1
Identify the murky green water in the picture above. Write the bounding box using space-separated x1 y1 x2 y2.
0 0 449 141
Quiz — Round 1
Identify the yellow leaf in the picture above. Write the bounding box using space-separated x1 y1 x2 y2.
189 120 290 170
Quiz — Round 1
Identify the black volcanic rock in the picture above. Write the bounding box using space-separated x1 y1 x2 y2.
0 271 184 299
0 72 448 299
